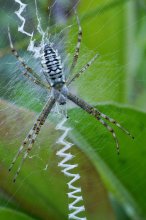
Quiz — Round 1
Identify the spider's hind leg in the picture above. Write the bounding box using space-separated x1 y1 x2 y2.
67 92 133 154
13 98 56 182
98 111 134 139
9 97 56 182
9 98 53 172
12 117 44 182
9 120 41 173
96 116 120 154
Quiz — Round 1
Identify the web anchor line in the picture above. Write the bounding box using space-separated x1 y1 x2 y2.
56 118 87 220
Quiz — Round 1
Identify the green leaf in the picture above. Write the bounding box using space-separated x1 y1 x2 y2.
81 0 130 21
68 0 128 103
0 99 115 220
0 99 145 219
68 103 146 219
0 207 35 220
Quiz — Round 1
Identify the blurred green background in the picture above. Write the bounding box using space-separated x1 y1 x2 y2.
0 0 146 219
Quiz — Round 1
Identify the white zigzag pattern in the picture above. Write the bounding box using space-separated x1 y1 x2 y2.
14 0 33 37
56 118 87 220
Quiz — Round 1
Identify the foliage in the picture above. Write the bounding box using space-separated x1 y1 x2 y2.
0 0 146 219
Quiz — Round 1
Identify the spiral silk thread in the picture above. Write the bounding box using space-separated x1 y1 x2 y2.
56 118 87 220
14 0 33 37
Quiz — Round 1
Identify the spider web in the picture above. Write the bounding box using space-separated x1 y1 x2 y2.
0 0 146 220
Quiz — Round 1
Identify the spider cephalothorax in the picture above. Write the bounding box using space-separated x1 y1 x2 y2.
8 12 133 182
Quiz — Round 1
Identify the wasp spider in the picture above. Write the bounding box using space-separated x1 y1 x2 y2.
8 12 133 182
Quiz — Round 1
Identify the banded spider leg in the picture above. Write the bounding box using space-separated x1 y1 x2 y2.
67 10 99 85
8 9 134 183
65 11 133 152
67 53 100 86
69 10 82 74
67 92 134 154
10 97 56 182
8 28 50 90
67 55 134 152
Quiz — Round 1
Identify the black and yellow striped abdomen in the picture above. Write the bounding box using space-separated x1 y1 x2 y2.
41 44 65 87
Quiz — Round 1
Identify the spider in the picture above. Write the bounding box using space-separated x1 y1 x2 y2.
8 11 133 182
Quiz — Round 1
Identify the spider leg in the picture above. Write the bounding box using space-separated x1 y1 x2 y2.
13 116 45 182
67 53 99 86
22 71 49 90
9 98 52 171
8 29 40 80
8 28 50 90
95 116 119 154
96 111 134 139
13 97 56 182
9 97 56 180
70 10 82 73
67 92 133 153
25 69 49 90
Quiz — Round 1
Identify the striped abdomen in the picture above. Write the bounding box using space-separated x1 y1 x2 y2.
41 44 65 87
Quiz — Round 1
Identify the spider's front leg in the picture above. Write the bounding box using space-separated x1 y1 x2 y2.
67 53 99 86
8 28 50 91
69 10 82 73
67 92 133 154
